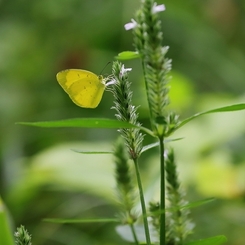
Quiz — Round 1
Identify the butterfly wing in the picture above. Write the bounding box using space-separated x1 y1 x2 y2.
56 69 105 108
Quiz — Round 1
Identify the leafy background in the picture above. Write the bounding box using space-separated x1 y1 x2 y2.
1 0 245 244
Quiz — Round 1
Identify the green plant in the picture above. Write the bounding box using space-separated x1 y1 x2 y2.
14 225 32 245
14 0 245 244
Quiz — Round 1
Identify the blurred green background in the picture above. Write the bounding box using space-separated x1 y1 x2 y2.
1 0 245 244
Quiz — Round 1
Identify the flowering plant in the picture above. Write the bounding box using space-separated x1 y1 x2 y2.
13 0 245 245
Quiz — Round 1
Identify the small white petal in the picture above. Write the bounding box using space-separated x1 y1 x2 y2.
106 79 116 86
124 19 137 30
152 3 166 14
124 67 132 72
120 65 132 78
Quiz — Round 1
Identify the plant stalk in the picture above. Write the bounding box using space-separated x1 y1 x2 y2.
141 61 155 131
159 136 165 245
133 158 151 245
129 222 139 245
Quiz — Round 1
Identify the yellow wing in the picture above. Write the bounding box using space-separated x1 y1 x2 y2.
56 69 106 108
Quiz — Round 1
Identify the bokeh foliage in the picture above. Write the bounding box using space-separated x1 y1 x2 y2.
1 0 245 244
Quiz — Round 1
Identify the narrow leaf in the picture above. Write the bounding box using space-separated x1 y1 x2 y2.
17 118 136 129
179 197 215 210
142 142 159 153
115 51 141 60
150 198 215 216
184 235 227 245
72 149 113 154
17 118 155 136
176 103 245 130
43 218 119 224
0 198 15 245
142 138 184 153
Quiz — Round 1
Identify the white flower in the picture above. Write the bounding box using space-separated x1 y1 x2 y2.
105 79 116 87
152 3 166 14
124 19 137 30
120 65 132 78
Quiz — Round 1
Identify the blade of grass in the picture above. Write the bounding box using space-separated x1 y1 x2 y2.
17 118 136 129
0 198 15 245
72 149 113 154
176 103 245 130
43 218 119 224
17 118 155 136
141 138 184 153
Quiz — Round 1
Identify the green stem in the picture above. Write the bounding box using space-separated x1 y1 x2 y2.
124 197 139 244
129 222 139 245
159 136 165 245
133 158 151 245
141 61 155 131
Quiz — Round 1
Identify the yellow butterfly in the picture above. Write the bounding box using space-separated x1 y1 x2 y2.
56 69 107 108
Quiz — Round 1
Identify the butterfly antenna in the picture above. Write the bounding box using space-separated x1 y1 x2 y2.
100 62 111 75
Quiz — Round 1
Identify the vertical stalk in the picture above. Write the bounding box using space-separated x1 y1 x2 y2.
129 223 139 245
159 135 165 245
141 62 154 130
133 158 151 245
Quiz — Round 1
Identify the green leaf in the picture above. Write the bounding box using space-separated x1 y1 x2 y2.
17 118 155 137
185 235 227 245
43 218 119 224
142 138 184 153
142 142 159 153
179 197 215 210
72 149 113 154
0 198 15 245
149 198 215 216
176 103 245 130
17 118 136 129
73 139 183 154
115 51 141 60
